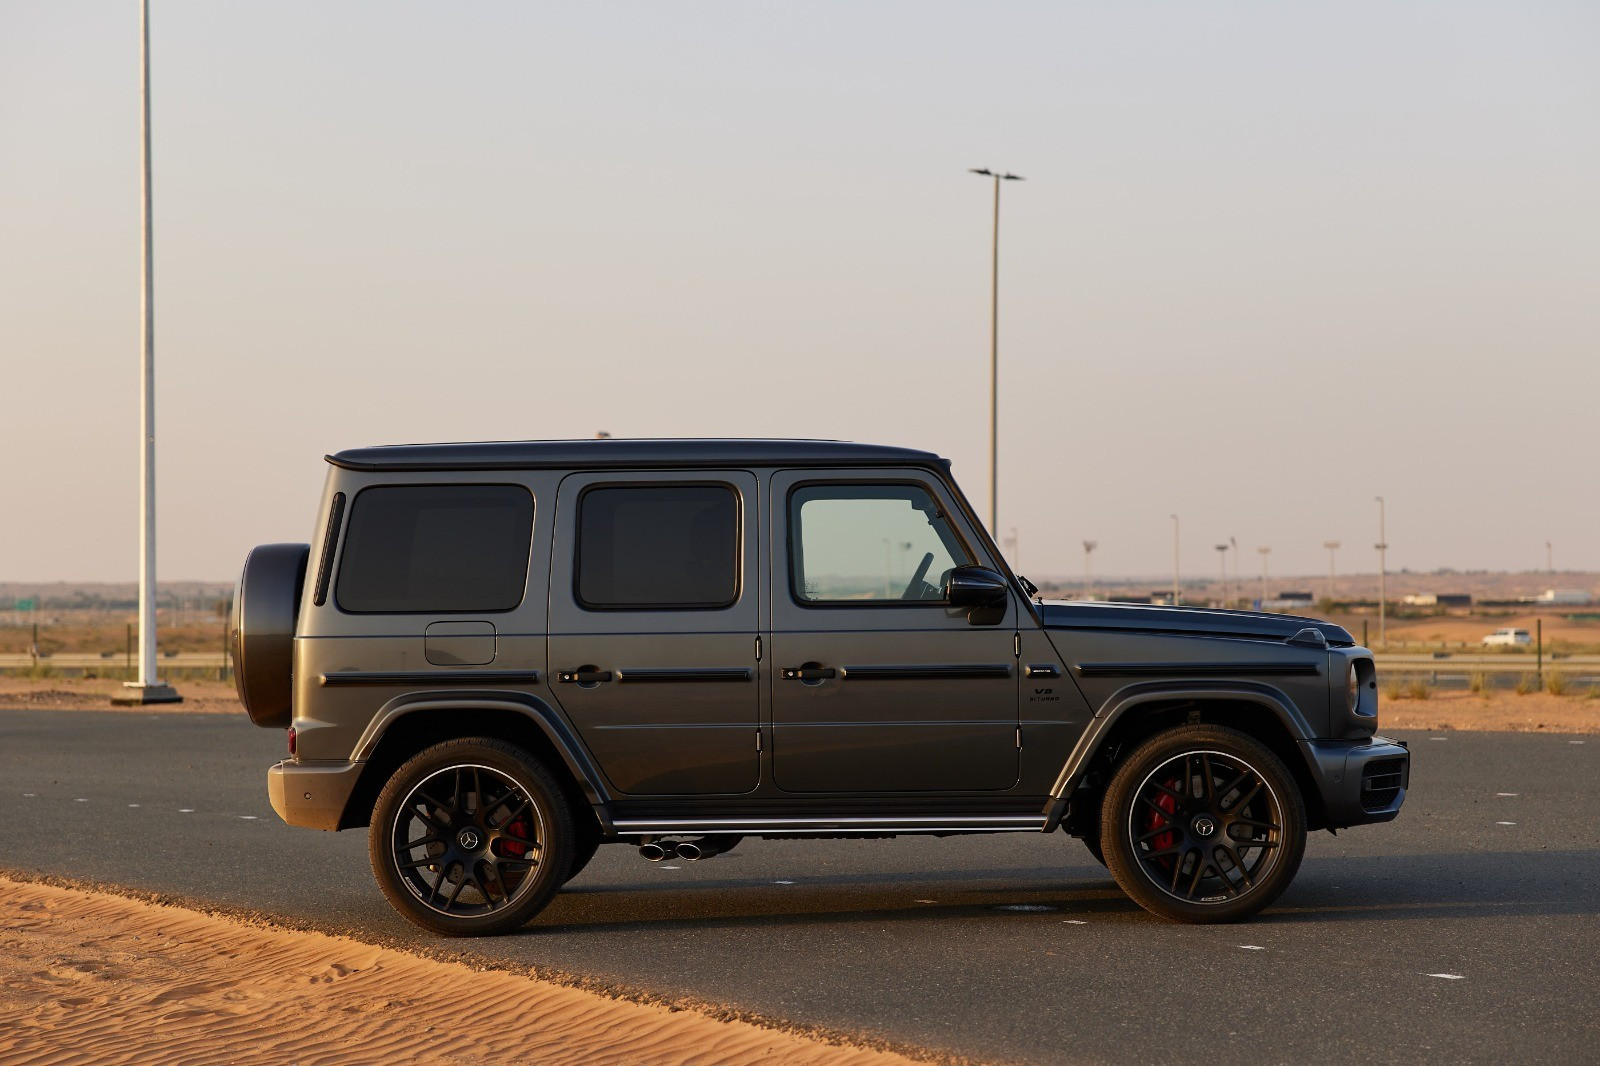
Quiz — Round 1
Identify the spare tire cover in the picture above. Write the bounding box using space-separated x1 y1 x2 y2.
232 543 310 729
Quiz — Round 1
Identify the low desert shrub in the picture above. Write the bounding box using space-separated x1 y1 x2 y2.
1515 672 1539 696
1546 670 1569 696
1468 672 1489 695
1404 677 1432 701
1383 676 1407 701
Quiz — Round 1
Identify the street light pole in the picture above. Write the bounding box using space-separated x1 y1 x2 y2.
1169 514 1180 606
1375 497 1388 649
1082 540 1097 601
1324 541 1340 605
117 0 179 705
1258 546 1271 608
1215 544 1228 607
969 167 1022 536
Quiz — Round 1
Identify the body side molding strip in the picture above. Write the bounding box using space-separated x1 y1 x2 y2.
1074 662 1320 678
321 670 540 686
843 664 1012 681
616 668 753 683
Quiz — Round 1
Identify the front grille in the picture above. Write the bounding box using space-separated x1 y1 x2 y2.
1361 758 1406 811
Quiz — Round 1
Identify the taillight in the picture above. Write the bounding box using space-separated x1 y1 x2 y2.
287 727 297 757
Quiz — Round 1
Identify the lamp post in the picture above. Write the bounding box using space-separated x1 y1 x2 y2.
1547 540 1553 574
1375 497 1387 648
1215 544 1229 607
1169 514 1180 606
1082 540 1097 601
1324 541 1340 605
968 167 1023 536
1258 546 1271 608
116 0 179 705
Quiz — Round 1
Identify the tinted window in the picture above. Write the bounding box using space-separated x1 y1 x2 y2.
336 485 533 613
577 485 739 609
791 484 971 603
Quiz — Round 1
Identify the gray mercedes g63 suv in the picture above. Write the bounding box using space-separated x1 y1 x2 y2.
233 439 1408 936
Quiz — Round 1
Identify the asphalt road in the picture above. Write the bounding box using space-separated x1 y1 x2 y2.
3 710 1596 1065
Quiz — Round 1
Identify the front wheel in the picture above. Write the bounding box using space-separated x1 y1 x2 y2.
369 738 573 936
1100 724 1306 923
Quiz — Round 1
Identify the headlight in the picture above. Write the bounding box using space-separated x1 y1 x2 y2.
1347 662 1361 714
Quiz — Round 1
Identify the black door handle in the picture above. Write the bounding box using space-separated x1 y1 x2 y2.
557 669 614 684
781 667 836 681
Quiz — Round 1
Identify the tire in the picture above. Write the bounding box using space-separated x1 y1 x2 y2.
369 738 573 937
1100 724 1306 924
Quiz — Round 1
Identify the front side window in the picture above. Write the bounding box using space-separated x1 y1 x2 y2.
576 484 740 609
791 483 972 604
335 484 534 613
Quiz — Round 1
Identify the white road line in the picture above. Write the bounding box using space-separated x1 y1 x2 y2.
1496 821 1517 826
75 798 88 802
178 808 195 813
22 793 35 797
128 803 140 808
1495 792 1518 797
1424 973 1467 980
1062 919 1088 925
1571 740 1586 745
1428 737 1449 742
239 815 258 820
657 865 680 870
773 879 796 885
1239 945 1266 951
914 899 939 904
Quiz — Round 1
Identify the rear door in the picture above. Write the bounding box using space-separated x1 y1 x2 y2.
547 470 760 796
768 470 1020 793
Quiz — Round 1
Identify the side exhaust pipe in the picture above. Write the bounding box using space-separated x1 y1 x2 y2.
678 834 743 861
638 841 677 862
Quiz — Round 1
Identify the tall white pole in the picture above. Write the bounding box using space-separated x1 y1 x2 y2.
1324 540 1340 605
988 174 999 535
120 0 178 704
1375 497 1387 649
1169 514 1180 606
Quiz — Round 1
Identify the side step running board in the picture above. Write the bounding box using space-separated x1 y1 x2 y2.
612 814 1050 836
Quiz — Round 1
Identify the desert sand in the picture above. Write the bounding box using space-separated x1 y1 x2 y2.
0 875 928 1066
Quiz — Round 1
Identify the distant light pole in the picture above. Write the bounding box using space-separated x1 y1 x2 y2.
968 167 1023 535
1215 544 1229 607
1375 497 1388 648
1003 526 1021 572
1546 540 1553 574
1082 540 1097 601
116 0 179 705
1324 541 1340 604
1169 514 1180 606
1258 546 1271 608
1229 536 1238 605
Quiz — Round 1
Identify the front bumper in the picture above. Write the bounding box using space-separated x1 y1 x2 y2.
267 759 365 831
1302 735 1410 829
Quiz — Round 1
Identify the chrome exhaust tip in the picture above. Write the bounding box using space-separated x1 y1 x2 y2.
638 842 676 862
676 841 704 861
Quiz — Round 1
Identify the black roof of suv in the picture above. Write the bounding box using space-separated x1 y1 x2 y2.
327 438 946 472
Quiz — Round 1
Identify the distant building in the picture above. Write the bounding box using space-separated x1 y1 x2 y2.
1537 589 1594 606
1401 593 1473 608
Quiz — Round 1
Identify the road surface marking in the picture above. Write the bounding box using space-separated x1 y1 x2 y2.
773 880 796 885
1062 919 1088 925
178 808 195 813
1496 821 1516 826
1495 792 1518 797
995 904 1055 912
1239 945 1266 950
1425 973 1466 980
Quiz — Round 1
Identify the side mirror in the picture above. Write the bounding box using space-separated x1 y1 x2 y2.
945 565 1009 609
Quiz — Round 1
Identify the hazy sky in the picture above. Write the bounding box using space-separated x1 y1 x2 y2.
4 2 1597 583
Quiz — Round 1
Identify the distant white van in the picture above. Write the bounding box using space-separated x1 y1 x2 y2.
1482 627 1532 647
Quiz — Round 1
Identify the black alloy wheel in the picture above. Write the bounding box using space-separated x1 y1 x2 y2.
369 738 573 936
1100 724 1306 923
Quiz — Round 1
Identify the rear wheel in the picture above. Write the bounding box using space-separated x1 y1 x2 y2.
369 738 573 936
1100 724 1305 923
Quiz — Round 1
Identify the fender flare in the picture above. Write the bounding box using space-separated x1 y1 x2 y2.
1042 680 1317 828
349 689 614 811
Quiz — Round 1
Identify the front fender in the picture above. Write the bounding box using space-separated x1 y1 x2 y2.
1042 680 1318 827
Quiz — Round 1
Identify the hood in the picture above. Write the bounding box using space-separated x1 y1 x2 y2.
1038 600 1354 646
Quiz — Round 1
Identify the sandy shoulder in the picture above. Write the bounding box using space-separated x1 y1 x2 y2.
0 876 930 1066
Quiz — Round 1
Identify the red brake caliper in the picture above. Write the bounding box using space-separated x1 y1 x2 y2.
1146 780 1179 869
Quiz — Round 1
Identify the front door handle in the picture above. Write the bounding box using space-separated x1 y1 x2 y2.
557 669 614 684
781 666 837 681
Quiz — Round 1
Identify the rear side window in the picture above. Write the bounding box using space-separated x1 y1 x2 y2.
335 485 534 613
576 484 739 609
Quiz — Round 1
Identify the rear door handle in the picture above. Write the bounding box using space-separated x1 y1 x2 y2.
781 667 836 681
557 669 614 684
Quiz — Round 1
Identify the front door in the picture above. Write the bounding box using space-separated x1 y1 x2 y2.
768 471 1019 793
548 470 760 796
